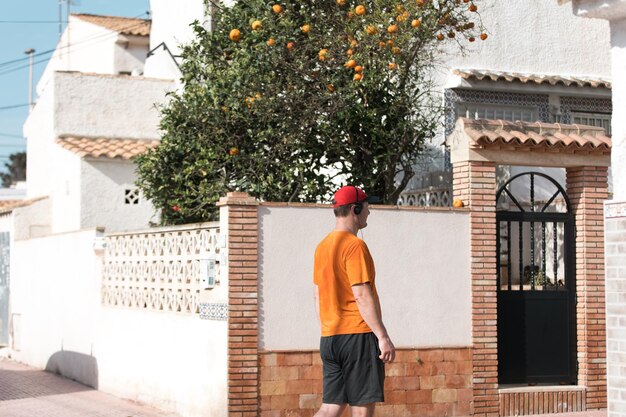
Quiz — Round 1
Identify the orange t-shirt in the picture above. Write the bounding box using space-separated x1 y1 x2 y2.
313 230 380 337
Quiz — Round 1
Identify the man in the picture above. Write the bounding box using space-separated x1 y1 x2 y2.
313 185 396 417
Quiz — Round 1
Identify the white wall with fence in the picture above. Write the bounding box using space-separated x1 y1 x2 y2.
8 223 228 417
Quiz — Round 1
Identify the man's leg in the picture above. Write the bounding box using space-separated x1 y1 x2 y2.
350 403 375 417
314 403 347 417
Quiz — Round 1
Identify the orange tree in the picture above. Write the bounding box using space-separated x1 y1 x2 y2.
136 0 486 223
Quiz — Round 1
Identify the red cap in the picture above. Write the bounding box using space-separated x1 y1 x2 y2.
332 185 379 208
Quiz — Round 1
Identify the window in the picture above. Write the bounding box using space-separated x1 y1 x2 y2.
571 112 611 135
124 189 140 205
457 103 537 122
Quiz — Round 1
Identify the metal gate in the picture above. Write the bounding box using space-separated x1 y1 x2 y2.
0 232 9 346
496 172 576 384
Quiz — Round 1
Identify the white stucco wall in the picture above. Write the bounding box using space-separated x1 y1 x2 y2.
445 0 611 78
54 71 174 140
80 159 157 232
144 0 206 79
258 205 471 351
37 18 116 96
50 147 82 234
113 36 149 75
23 76 55 200
9 229 228 417
609 19 626 200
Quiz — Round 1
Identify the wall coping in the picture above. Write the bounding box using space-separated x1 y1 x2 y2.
260 201 470 213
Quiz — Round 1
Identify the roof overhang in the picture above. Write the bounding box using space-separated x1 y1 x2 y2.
56 136 159 160
446 118 611 167
448 69 612 98
570 0 626 21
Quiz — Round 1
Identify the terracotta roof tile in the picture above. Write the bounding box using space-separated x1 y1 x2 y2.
73 14 150 37
56 137 159 160
0 196 48 214
459 118 611 153
453 69 611 89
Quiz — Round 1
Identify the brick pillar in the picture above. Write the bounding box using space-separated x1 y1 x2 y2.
566 166 609 409
453 161 499 417
218 192 260 417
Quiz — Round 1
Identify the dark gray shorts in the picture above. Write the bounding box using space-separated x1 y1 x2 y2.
320 332 385 406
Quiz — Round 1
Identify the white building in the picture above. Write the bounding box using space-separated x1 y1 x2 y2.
400 1 613 206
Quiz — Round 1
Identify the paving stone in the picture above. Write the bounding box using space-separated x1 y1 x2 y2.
0 358 180 417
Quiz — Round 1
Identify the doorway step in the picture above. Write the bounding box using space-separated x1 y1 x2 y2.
499 385 586 416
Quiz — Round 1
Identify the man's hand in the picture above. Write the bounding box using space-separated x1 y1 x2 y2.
378 335 396 363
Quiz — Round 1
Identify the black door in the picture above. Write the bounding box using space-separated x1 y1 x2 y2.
496 172 576 384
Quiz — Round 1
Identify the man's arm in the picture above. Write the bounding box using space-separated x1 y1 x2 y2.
352 283 396 363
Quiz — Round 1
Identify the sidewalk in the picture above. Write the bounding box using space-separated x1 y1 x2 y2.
0 358 180 417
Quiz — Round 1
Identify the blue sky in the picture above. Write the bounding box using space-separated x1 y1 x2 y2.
0 0 149 174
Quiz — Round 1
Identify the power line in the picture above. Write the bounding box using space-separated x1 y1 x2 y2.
0 20 68 24
0 104 29 111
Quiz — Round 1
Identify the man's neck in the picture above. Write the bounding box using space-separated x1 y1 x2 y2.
335 219 358 236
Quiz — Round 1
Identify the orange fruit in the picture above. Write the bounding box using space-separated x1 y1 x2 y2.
480 32 488 40
346 49 353 56
391 46 401 54
417 0 426 6
387 39 395 46
301 24 311 33
378 41 386 47
336 0 346 5
344 59 357 68
387 24 398 33
388 62 397 70
469 3 477 12
229 147 240 156
327 83 335 92
436 33 444 41
354 65 363 72
272 4 283 13
266 38 276 46
411 19 421 28
229 29 242 42
353 73 363 81
366 25 378 35
468 36 475 42
318 48 328 60
251 20 262 30
452 198 464 208
287 41 295 50
355 5 366 15
350 39 358 47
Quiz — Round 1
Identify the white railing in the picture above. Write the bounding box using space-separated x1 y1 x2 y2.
102 223 220 314
397 187 451 207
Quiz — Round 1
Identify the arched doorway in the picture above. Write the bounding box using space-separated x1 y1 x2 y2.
496 172 576 384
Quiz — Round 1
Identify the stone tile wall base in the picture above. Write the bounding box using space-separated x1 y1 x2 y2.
259 348 473 417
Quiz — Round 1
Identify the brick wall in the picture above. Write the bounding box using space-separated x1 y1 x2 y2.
453 161 499 417
566 167 609 409
260 348 473 417
219 192 261 417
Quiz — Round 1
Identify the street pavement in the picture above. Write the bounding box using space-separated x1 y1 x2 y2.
0 358 180 417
